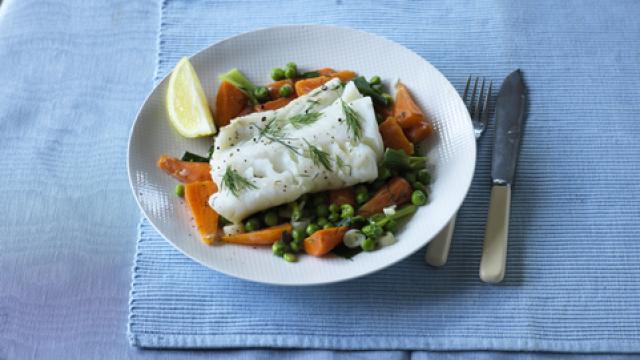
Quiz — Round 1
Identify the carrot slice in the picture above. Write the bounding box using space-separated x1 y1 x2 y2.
254 97 293 112
266 79 294 99
304 226 349 256
393 82 425 129
157 155 212 183
317 68 356 82
221 223 292 245
405 121 434 143
358 177 412 217
184 180 219 245
215 80 249 127
378 117 414 155
317 67 336 76
294 76 332 96
329 187 356 207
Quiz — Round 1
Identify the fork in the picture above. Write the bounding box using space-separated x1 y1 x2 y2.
425 76 492 267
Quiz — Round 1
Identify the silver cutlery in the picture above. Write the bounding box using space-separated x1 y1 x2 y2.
425 76 492 267
479 69 527 283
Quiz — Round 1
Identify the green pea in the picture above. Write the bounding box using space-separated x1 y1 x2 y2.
286 62 297 72
362 224 383 239
290 203 302 221
418 169 431 184
323 223 333 229
412 181 427 193
369 75 381 85
272 240 286 256
385 219 398 234
329 203 339 213
283 252 298 262
292 228 306 242
284 66 297 79
271 68 285 80
289 241 300 253
253 86 269 102
340 204 355 219
328 211 340 222
354 185 368 196
278 84 293 98
306 223 320 236
174 184 185 197
356 192 369 205
382 93 393 105
263 211 279 227
316 204 329 217
244 217 261 232
411 190 428 206
378 167 391 180
361 237 376 251
404 172 417 183
317 217 329 227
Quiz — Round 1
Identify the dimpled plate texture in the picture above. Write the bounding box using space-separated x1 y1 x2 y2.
128 25 475 285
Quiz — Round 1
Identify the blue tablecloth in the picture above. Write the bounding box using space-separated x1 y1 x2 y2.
2 0 640 358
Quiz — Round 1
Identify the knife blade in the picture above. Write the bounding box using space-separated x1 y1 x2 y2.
491 69 527 185
480 69 527 283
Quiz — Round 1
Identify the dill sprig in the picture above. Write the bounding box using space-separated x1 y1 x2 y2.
341 99 363 140
335 156 352 176
304 139 332 171
290 112 321 128
221 166 257 197
254 118 301 155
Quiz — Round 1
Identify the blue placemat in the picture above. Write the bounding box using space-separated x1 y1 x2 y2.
129 0 640 352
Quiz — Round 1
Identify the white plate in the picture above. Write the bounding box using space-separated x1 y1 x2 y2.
128 25 475 286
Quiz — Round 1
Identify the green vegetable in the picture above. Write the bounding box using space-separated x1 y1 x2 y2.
317 204 329 217
382 93 393 105
328 211 340 222
219 68 258 104
253 86 269 102
329 203 339 213
289 241 300 253
300 70 320 79
361 237 376 251
271 68 285 80
278 84 293 97
286 62 297 72
362 223 383 239
382 148 427 171
340 204 355 219
181 151 208 163
378 167 391 180
404 172 417 183
244 217 261 232
373 204 417 227
317 217 329 227
411 190 428 206
272 240 286 256
385 219 398 234
323 223 333 229
175 184 185 197
284 66 297 79
417 169 432 184
412 181 427 193
283 252 298 262
306 223 320 236
356 192 369 205
353 76 390 106
290 202 302 221
292 228 306 242
354 185 368 196
263 211 279 227
369 75 381 85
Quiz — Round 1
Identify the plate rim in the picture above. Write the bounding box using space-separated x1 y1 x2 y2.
127 24 476 286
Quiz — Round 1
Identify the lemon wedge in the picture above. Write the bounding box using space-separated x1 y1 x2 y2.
166 57 216 137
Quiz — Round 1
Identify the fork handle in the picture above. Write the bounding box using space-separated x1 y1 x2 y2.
425 213 457 266
479 184 511 283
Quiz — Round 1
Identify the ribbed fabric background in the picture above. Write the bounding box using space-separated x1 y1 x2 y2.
129 0 640 352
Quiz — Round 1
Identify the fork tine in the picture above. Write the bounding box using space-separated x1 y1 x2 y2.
474 78 485 120
480 80 492 127
468 77 479 115
462 76 471 106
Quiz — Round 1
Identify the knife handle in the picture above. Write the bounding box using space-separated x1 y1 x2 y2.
480 184 511 283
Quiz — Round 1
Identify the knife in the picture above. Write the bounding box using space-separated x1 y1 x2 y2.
479 69 527 283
